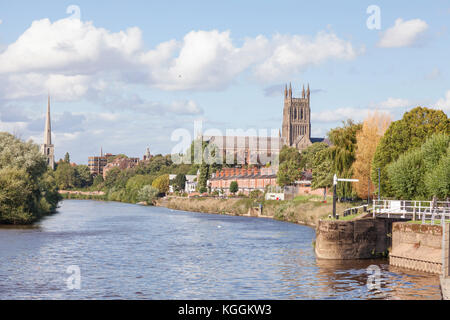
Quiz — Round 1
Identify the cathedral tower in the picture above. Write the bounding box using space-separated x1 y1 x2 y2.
281 83 312 151
41 95 55 170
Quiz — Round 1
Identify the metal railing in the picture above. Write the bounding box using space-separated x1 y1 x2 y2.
372 200 450 223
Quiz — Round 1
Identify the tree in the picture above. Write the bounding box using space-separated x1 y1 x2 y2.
75 165 93 188
300 142 329 171
173 173 187 192
372 107 449 197
327 120 362 198
54 161 77 189
277 160 302 187
0 132 61 224
311 148 334 191
277 146 302 187
352 112 391 200
387 148 426 199
64 152 70 163
230 181 239 194
386 133 449 199
424 146 450 199
138 185 159 204
152 174 170 194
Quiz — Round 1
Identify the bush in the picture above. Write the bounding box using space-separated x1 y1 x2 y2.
230 181 238 194
138 185 159 204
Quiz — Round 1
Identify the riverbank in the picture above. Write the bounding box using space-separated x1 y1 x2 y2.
155 196 352 228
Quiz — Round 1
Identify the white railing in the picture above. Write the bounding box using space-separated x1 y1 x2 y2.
372 199 450 223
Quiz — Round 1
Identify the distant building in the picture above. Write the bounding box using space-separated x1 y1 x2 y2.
202 135 282 166
88 150 115 176
102 156 139 179
168 174 197 193
41 95 55 170
143 147 152 161
282 83 328 152
209 167 278 195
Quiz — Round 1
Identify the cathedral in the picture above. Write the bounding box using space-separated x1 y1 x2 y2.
41 95 55 170
281 83 326 152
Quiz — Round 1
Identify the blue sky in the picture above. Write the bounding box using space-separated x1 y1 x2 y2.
0 0 449 164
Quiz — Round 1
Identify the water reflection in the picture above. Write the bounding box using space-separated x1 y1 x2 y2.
0 200 442 300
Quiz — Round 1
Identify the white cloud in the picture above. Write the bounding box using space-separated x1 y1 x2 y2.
375 97 411 109
436 90 450 111
378 18 428 48
312 107 393 123
312 107 373 123
0 17 361 99
253 32 359 81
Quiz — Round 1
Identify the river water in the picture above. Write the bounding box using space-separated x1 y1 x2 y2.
0 200 441 300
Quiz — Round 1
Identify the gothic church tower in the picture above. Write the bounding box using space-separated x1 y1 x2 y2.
281 83 312 152
41 95 55 170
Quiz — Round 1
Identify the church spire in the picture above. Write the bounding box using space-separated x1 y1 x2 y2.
284 84 287 98
302 85 305 98
44 94 52 145
289 83 292 97
307 84 310 99
41 94 55 170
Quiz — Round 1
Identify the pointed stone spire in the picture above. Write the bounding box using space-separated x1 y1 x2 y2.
44 94 52 145
284 84 288 98
289 82 292 97
302 85 305 98
307 83 310 99
41 94 55 170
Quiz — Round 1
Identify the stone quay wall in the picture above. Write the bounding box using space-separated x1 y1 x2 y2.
315 218 399 260
390 222 447 275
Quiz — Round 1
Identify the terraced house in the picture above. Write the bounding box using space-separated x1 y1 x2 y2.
209 167 278 195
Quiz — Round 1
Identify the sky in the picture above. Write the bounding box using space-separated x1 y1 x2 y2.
0 0 449 164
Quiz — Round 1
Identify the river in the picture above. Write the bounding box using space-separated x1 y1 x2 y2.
0 200 441 300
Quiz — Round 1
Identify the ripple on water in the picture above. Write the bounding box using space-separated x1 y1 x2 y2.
0 200 442 300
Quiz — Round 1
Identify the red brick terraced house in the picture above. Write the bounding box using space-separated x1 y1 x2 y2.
208 167 278 195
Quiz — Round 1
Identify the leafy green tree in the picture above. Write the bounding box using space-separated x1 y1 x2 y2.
372 107 449 197
386 133 450 199
75 165 93 188
54 162 77 189
424 147 450 199
0 132 61 224
64 152 70 163
311 148 334 190
327 120 362 198
387 148 426 199
230 181 239 194
300 142 329 171
173 173 187 192
277 160 302 187
277 146 302 187
198 164 209 191
138 185 159 204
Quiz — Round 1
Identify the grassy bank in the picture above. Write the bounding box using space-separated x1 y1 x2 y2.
156 195 353 228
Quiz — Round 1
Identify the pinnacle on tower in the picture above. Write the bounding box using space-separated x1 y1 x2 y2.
307 84 310 99
289 83 292 97
284 84 288 98
44 94 52 145
302 85 305 98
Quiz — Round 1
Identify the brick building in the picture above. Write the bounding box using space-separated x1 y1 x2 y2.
103 157 140 179
209 167 278 195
